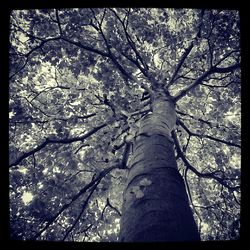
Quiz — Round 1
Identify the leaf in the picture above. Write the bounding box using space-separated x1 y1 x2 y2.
58 60 67 69
72 67 80 77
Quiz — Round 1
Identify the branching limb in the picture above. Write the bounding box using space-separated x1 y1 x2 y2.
55 9 63 36
10 37 62 80
173 61 240 102
95 94 117 117
30 162 119 240
101 198 122 220
9 56 29 81
165 9 205 90
90 8 132 82
176 110 212 128
213 63 240 74
130 108 150 118
176 109 240 132
106 198 122 216
62 183 98 241
10 13 44 41
207 39 214 67
61 37 110 58
108 8 149 74
201 79 240 88
121 142 131 169
177 119 241 148
10 113 96 127
166 42 195 89
172 131 240 191
173 67 214 102
232 191 240 206
213 50 240 68
9 123 107 168
184 168 193 204
29 85 86 103
74 144 90 154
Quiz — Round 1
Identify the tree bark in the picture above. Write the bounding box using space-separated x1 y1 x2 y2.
119 90 200 242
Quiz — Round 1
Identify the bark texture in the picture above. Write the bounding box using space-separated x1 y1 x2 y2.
119 90 200 242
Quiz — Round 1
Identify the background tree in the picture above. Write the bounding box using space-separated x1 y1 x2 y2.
9 8 241 242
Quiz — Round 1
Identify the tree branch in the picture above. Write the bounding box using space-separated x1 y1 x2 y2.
184 167 193 204
119 49 147 76
108 8 149 74
101 198 121 220
213 62 240 73
173 67 214 102
177 119 241 148
172 131 240 191
61 37 110 58
9 37 62 80
9 56 29 81
173 62 240 102
95 94 117 117
9 123 107 168
201 79 240 88
176 110 212 128
30 163 119 240
62 183 98 241
10 21 44 42
165 9 205 89
55 9 63 36
90 9 134 82
213 50 240 67
166 42 194 88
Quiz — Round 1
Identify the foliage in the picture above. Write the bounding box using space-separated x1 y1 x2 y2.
9 8 241 241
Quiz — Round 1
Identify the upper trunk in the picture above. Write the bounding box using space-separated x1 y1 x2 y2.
119 90 200 242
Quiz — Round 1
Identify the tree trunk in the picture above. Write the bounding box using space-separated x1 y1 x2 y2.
119 90 200 242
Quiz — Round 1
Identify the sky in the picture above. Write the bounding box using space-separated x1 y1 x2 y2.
21 191 33 205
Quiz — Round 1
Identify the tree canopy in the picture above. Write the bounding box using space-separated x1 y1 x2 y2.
9 8 241 241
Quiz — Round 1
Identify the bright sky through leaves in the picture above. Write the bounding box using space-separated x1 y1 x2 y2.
21 192 34 205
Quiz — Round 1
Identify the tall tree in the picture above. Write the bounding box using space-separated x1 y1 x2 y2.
9 8 241 242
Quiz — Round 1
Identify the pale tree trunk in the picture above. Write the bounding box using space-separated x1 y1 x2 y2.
119 90 200 242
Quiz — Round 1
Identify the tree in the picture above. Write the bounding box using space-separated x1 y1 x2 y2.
9 8 241 242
